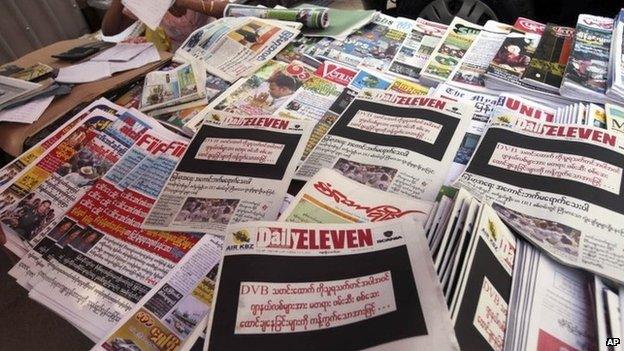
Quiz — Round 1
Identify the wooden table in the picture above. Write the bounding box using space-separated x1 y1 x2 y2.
0 38 172 157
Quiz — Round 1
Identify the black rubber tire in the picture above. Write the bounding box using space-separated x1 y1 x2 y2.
394 0 535 25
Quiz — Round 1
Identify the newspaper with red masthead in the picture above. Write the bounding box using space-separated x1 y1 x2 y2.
203 217 459 351
296 89 472 201
142 113 313 234
280 168 432 225
456 112 624 284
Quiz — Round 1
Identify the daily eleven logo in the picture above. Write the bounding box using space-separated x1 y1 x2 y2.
254 226 374 250
312 181 426 221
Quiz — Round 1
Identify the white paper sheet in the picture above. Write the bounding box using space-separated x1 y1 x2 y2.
0 95 54 123
56 61 112 83
122 0 173 30
90 43 153 62
109 45 160 73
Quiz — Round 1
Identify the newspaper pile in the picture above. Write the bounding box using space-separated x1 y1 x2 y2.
6 5 624 351
505 242 596 351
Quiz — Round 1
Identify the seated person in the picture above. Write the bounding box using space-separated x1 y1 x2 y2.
102 0 228 50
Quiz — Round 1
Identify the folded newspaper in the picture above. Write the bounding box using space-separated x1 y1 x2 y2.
140 62 207 112
456 112 624 283
142 113 313 234
297 89 473 201
177 17 300 82
203 218 459 351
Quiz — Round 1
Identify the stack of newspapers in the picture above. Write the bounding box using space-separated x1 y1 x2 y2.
3 3 624 351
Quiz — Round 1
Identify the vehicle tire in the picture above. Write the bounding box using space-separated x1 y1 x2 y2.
394 0 535 25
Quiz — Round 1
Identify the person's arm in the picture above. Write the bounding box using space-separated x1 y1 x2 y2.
101 0 135 36
173 0 229 17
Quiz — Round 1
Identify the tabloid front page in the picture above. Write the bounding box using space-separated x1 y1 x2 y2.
203 218 459 351
7 123 174 286
0 98 122 189
177 17 299 82
296 89 472 201
143 114 313 233
318 13 410 72
214 60 311 114
456 113 624 283
420 17 483 85
0 109 133 256
386 17 447 80
447 21 512 92
24 130 200 340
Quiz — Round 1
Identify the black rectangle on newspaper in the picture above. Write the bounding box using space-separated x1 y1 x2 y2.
466 128 624 214
454 238 512 351
176 125 301 180
208 246 426 351
329 99 460 161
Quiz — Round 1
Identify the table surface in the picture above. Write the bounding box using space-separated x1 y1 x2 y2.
0 38 172 158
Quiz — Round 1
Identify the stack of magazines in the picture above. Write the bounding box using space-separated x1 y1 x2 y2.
560 14 614 103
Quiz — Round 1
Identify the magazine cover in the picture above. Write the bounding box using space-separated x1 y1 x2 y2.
560 14 613 100
212 60 311 115
420 17 482 85
386 17 448 80
522 24 575 92
204 218 459 351
485 28 542 84
319 13 409 71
